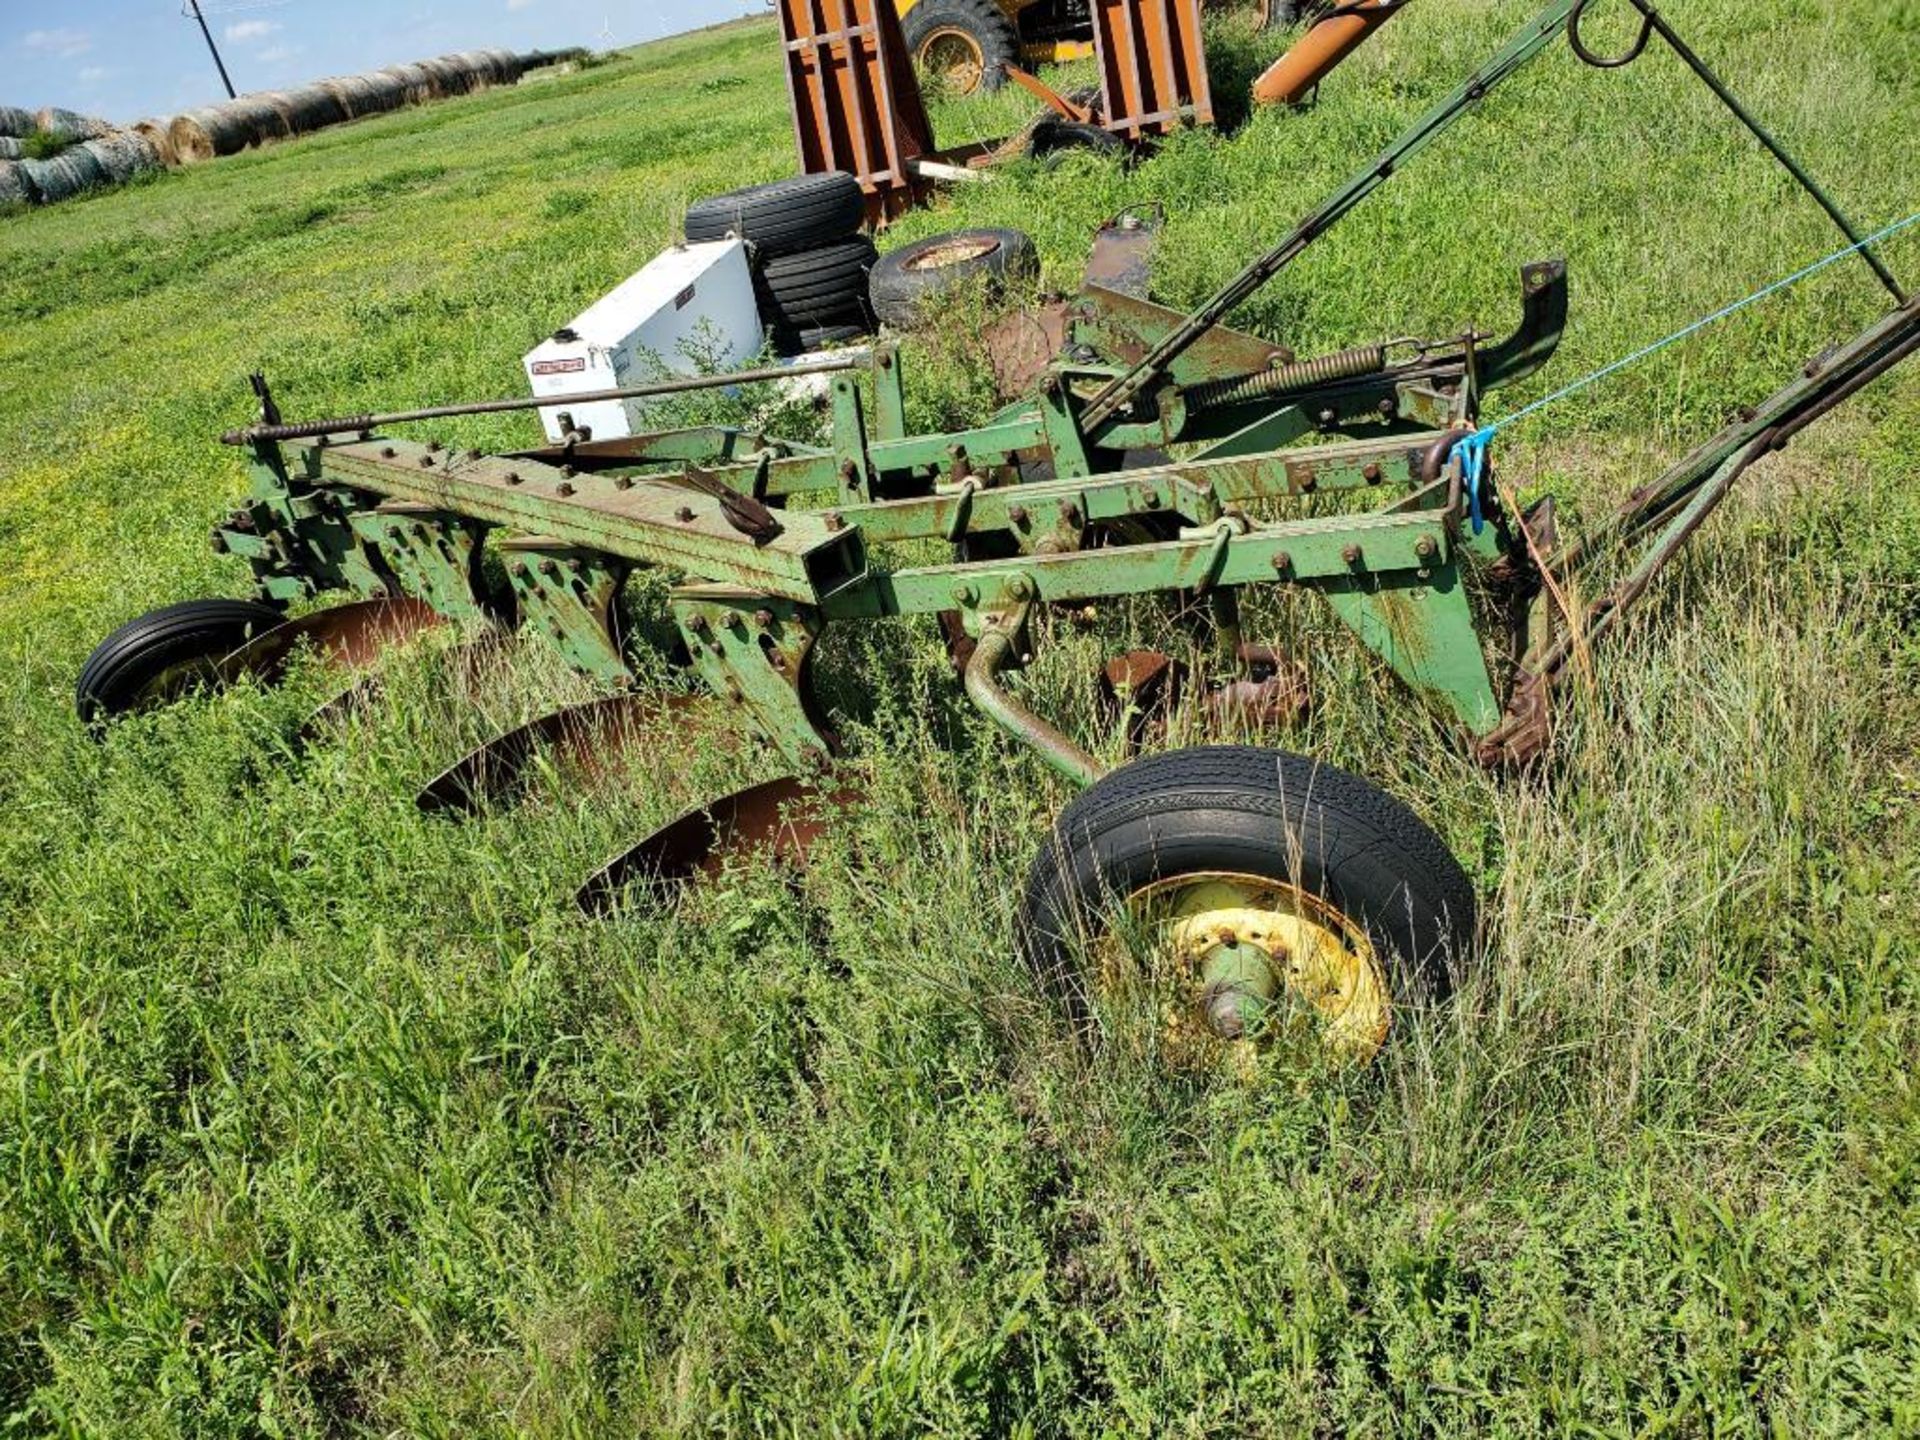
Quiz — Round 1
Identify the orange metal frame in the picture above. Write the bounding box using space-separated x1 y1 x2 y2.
777 0 937 221
1091 0 1213 140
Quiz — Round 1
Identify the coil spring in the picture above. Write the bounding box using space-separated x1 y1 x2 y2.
1186 343 1389 412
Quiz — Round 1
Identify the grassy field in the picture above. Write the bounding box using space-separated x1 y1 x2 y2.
3 4 1919 1433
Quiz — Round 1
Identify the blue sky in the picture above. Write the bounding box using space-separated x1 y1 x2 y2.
1 1 757 125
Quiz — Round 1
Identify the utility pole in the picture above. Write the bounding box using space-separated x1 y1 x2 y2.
185 0 239 99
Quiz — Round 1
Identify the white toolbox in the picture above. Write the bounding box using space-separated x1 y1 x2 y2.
523 238 762 443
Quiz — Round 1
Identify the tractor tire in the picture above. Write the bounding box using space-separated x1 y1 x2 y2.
904 0 1022 96
1017 746 1477 1049
76 598 286 727
775 322 871 356
754 237 879 331
684 172 865 258
869 228 1038 329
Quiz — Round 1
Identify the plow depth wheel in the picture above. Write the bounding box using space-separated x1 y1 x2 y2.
76 598 285 725
1017 747 1476 1063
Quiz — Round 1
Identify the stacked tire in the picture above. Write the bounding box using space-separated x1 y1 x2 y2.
685 172 877 356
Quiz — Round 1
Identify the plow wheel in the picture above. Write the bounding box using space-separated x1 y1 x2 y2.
1017 747 1475 1063
76 598 286 725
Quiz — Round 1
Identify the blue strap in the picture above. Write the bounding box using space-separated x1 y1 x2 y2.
1456 426 1496 535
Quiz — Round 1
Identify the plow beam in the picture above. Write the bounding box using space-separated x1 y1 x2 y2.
307 439 868 606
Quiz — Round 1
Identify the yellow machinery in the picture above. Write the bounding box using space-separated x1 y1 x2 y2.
894 0 1096 94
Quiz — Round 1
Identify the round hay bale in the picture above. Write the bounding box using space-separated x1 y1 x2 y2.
268 85 348 135
20 146 107 203
488 48 527 82
36 107 111 142
169 105 253 162
0 137 20 160
450 50 497 87
419 56 472 97
0 105 34 138
79 132 162 186
355 72 408 114
320 74 385 119
378 63 436 105
0 159 37 205
131 120 180 169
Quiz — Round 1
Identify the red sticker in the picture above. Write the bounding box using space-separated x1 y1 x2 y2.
531 358 588 377
674 284 697 311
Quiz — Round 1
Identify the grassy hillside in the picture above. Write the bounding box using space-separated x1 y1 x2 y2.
2 6 1918 1434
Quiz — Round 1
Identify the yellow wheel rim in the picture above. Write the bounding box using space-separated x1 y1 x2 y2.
919 28 988 96
1106 873 1392 1066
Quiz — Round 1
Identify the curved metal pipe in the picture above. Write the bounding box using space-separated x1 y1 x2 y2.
963 621 1106 788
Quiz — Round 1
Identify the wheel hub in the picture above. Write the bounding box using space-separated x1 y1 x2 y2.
1126 876 1392 1062
905 236 1002 272
919 28 988 95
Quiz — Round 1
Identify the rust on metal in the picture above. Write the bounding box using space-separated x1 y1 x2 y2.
1091 0 1213 141
575 775 862 915
217 597 445 686
776 0 936 222
1098 649 1187 753
417 691 719 815
1254 0 1412 108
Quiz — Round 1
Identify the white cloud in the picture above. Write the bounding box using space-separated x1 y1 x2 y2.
78 65 109 84
23 27 93 58
226 19 279 42
256 44 301 64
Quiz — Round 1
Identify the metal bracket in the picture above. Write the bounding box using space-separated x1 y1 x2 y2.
351 502 494 625
669 587 834 771
499 537 633 687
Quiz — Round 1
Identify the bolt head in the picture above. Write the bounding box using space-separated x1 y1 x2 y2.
823 513 846 532
615 476 633 490
1271 551 1292 573
380 446 397 460
952 583 977 607
1007 577 1032 602
1343 544 1363 567
676 506 696 523
1363 462 1383 484
753 609 775 629
504 471 522 485
1415 536 1438 561
539 559 560 578
419 454 436 468
556 481 576 497
427 440 444 453
1009 505 1030 526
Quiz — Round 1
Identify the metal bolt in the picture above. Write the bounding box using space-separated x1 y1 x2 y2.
419 454 435 468
840 460 860 482
504 471 522 485
1145 493 1162 509
1343 544 1363 567
539 559 560 578
511 561 530 578
1318 408 1339 427
466 449 483 462
725 685 743 705
690 614 711 634
560 464 577 479
1063 503 1082 527
1377 398 1398 420
380 446 397 459
1007 577 1033 602
615 476 633 490
753 609 775 629
427 440 444 454
1299 475 1317 494
1271 551 1292 573
1009 505 1030 526
952 582 978 606
823 513 846 531
770 652 788 671
676 506 696 523
1363 462 1383 484
556 481 576 497
1415 537 1438 561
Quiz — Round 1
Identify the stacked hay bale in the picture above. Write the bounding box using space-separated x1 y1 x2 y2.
79 131 163 186
19 144 108 204
3 49 566 209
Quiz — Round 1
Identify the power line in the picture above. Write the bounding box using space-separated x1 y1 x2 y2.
183 0 240 99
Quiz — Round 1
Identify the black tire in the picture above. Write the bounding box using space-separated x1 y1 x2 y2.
1018 746 1477 1039
1025 118 1124 163
684 173 865 258
755 237 879 329
773 321 872 356
869 228 1038 329
1258 0 1309 29
903 0 1021 95
76 598 287 727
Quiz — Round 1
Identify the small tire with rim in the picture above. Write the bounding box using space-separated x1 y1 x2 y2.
903 0 1021 95
869 228 1038 330
1017 745 1477 1061
76 598 287 727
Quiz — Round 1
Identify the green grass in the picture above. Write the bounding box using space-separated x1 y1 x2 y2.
3 7 1920 1433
